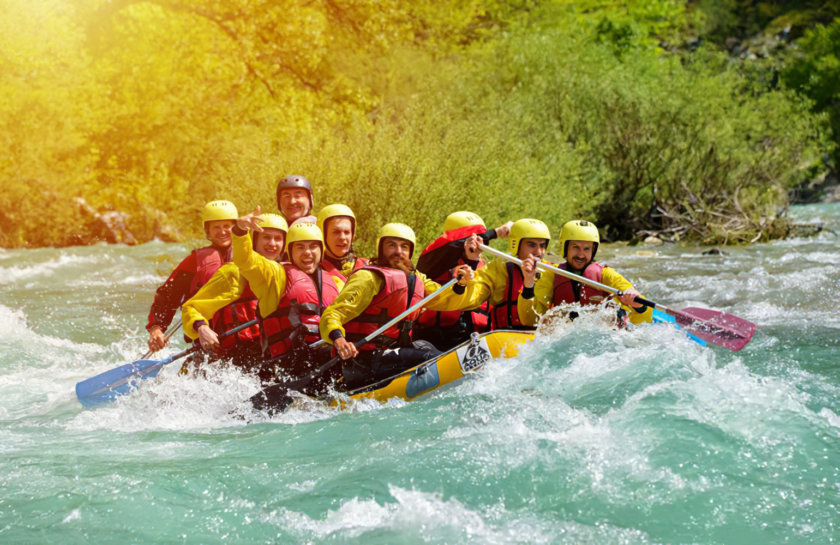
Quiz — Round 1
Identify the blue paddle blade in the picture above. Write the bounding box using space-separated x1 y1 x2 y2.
652 308 707 347
75 355 175 408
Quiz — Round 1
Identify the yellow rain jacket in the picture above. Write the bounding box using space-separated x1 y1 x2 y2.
451 259 531 310
319 268 471 343
181 263 250 339
230 231 345 319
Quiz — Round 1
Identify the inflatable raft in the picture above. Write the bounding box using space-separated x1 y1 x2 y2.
325 330 535 406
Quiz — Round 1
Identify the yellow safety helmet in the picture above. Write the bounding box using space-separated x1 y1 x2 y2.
508 218 551 255
443 211 485 233
285 222 323 253
257 213 288 233
376 223 416 258
559 220 600 258
201 200 238 224
317 203 356 236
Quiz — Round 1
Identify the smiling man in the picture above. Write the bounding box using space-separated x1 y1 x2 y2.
275 174 315 225
317 203 369 277
517 219 653 326
146 200 238 352
181 214 288 372
230 211 346 383
453 218 551 331
320 222 475 389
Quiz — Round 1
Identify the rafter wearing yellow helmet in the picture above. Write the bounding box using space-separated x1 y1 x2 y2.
320 221 477 390
413 211 513 351
518 220 653 327
181 214 287 373
145 199 237 354
452 218 551 331
317 204 368 276
227 206 346 384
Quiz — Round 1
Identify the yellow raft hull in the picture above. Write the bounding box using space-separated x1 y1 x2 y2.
327 330 534 407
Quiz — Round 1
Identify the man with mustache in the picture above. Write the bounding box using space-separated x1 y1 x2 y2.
317 203 369 277
146 200 238 352
180 214 287 373
453 218 553 331
231 208 346 383
320 223 475 389
517 219 653 326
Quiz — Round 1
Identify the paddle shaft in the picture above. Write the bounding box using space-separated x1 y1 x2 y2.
479 243 655 307
479 243 756 350
273 276 461 389
76 318 260 404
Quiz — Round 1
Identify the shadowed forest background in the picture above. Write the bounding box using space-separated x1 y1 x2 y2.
2 0 839 251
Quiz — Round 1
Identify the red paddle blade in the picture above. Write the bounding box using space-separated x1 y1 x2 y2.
671 307 757 351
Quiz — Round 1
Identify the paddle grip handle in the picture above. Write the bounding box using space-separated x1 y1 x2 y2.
632 295 657 309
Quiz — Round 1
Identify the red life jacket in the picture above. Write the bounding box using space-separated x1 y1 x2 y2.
189 246 231 296
416 256 490 332
343 266 425 351
351 257 369 271
210 282 261 354
551 262 606 306
261 264 343 358
490 262 534 330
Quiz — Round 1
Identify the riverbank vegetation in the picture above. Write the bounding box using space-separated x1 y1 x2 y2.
1 0 837 250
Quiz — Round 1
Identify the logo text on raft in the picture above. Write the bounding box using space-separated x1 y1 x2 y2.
458 342 491 374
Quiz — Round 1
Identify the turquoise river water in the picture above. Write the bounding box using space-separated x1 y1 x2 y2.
1 203 839 545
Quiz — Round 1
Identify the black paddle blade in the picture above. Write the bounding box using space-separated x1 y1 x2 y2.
673 307 757 351
249 383 296 415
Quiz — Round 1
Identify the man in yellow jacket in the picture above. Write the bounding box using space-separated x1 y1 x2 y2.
181 214 288 372
454 218 552 331
517 220 653 326
320 222 475 389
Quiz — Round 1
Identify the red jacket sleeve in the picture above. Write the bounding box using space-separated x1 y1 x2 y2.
146 252 198 331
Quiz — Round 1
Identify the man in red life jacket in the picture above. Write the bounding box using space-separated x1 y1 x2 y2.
320 223 475 390
146 200 238 352
276 175 316 226
414 211 514 350
317 203 369 277
181 214 287 372
457 218 551 331
232 209 346 384
518 220 653 326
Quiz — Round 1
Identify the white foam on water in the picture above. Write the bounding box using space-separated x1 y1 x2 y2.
0 253 103 286
66 362 265 432
61 509 82 524
645 358 815 447
0 305 119 418
262 484 652 544
819 408 840 430
778 251 840 266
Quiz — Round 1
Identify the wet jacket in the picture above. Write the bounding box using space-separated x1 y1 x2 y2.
262 264 342 357
518 261 653 326
340 266 425 351
320 265 472 348
456 259 537 331
147 244 231 332
231 230 345 320
181 262 260 354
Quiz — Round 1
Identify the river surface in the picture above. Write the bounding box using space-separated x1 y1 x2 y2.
1 203 838 545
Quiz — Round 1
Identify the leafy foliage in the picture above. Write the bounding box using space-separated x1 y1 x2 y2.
0 0 831 248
